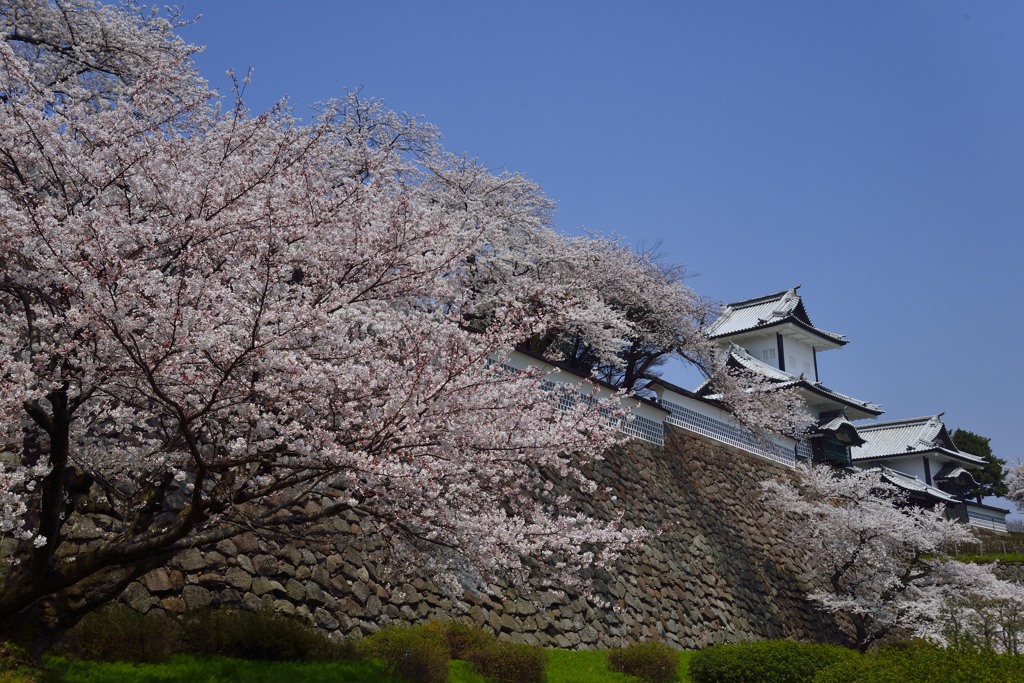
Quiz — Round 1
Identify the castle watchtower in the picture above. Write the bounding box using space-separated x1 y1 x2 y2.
702 287 882 465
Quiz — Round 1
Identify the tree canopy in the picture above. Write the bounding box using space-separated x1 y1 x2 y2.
763 464 1024 652
0 0 806 642
950 428 1009 501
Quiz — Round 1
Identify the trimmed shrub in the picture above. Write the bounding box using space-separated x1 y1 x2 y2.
814 642 1024 683
465 639 547 683
360 625 450 683
56 603 181 662
422 620 493 660
180 608 350 661
689 640 858 683
607 641 678 683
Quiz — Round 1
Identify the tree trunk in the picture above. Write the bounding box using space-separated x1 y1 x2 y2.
0 552 171 658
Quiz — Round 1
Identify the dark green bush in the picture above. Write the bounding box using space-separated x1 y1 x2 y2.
689 640 858 683
56 603 181 662
180 608 350 661
465 639 547 683
360 625 450 683
814 642 1024 683
607 641 678 683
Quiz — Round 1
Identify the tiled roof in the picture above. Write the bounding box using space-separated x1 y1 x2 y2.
818 415 857 432
851 415 985 465
812 415 866 446
727 344 795 381
933 464 981 488
706 287 846 344
876 467 962 505
713 346 882 416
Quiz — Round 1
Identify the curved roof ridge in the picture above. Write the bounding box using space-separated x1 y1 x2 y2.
727 343 796 381
855 414 943 431
723 286 801 309
706 287 846 344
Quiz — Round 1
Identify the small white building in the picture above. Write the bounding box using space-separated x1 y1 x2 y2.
851 415 1009 533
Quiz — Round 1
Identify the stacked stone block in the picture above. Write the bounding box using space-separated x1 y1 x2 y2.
119 426 842 648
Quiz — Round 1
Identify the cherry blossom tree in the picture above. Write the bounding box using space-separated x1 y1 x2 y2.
510 237 710 392
0 0 806 643
1005 463 1024 512
762 464 1022 652
929 560 1024 654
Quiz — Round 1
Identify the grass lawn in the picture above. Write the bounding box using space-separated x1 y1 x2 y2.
44 655 393 683
36 649 696 682
956 552 1024 564
548 648 693 682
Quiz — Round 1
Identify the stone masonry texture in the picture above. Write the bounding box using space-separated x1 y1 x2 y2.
118 425 844 648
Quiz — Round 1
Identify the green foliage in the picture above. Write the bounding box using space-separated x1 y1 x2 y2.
813 642 1024 683
545 649 646 683
606 641 679 683
360 625 451 683
55 605 353 665
362 622 547 683
448 659 488 683
688 640 858 683
179 608 350 662
951 428 1008 499
422 620 548 683
37 645 688 683
39 651 692 683
0 641 42 683
941 595 1024 655
43 654 393 683
56 604 181 663
465 639 547 683
957 552 1024 564
422 621 493 660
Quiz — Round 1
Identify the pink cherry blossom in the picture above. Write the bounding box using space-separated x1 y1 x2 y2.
0 0 803 638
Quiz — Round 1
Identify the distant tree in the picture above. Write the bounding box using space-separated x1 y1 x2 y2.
951 429 1008 501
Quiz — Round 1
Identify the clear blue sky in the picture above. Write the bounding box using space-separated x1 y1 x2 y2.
179 2 1023 509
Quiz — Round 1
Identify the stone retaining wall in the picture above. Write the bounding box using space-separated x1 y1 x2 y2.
994 562 1024 584
120 425 841 648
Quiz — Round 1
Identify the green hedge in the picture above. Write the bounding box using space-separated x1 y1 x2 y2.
359 626 451 683
57 604 182 663
465 639 547 683
607 641 678 683
689 640 858 683
179 608 351 661
421 621 493 660
55 605 351 663
363 622 547 683
814 642 1024 683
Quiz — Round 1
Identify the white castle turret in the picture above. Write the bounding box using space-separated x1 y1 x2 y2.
699 286 881 465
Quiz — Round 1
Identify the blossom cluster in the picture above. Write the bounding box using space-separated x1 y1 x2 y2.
0 1 808 620
764 464 1024 651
